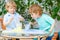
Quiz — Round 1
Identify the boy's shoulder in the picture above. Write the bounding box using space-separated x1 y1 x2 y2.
4 12 10 17
42 13 55 21
15 12 18 14
15 12 20 15
42 13 49 16
42 13 51 18
4 12 19 16
38 13 53 20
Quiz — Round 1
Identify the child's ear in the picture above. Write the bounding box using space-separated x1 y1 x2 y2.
37 11 40 15
38 11 42 15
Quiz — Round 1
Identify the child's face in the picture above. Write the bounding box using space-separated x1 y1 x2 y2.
8 6 16 14
30 13 40 19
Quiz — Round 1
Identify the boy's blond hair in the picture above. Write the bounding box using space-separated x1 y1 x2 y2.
5 0 17 11
29 4 43 15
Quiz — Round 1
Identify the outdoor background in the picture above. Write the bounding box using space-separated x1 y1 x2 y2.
0 0 60 32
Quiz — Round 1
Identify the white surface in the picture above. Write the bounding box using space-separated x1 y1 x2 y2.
2 29 49 36
2 29 47 34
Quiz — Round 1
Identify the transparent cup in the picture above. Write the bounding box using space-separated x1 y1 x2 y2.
24 21 30 30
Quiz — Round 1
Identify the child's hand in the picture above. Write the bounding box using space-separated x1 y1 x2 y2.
10 15 14 21
20 17 25 22
3 15 14 26
30 22 37 25
29 22 34 25
49 30 52 33
8 15 14 24
49 30 52 35
10 17 13 21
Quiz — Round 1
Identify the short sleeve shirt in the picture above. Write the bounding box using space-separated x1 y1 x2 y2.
35 13 55 36
3 12 22 30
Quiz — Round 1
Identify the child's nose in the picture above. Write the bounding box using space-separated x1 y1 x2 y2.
12 9 15 11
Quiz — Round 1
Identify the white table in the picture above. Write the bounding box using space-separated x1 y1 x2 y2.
1 29 49 40
2 35 40 40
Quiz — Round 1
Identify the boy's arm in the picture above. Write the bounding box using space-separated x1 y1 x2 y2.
18 14 25 21
19 17 25 22
44 14 55 32
30 22 37 26
17 13 25 21
49 21 55 32
3 16 14 26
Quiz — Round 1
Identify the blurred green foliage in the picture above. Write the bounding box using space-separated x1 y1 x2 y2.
0 0 60 21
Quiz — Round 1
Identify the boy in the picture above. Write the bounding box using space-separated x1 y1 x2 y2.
3 1 24 30
29 4 55 40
